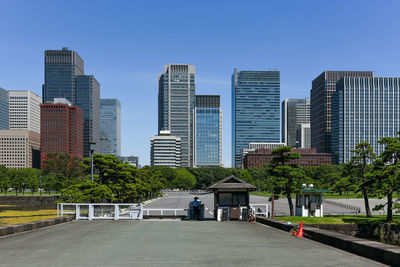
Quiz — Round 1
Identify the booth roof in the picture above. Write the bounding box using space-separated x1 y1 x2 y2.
208 176 257 190
300 189 331 193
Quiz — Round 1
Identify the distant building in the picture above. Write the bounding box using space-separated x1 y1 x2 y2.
75 75 100 158
118 156 139 168
296 123 311 149
158 64 195 167
8 90 42 134
332 77 400 164
243 148 331 168
232 69 280 168
43 47 100 158
150 130 181 168
40 98 83 166
0 87 8 130
99 99 121 156
43 47 84 104
310 71 374 153
282 98 310 148
0 130 41 169
194 95 222 167
241 143 286 167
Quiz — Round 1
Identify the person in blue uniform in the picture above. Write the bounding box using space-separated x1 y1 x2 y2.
191 197 200 220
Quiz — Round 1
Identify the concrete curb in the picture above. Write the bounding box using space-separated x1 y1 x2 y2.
256 216 400 266
0 215 75 237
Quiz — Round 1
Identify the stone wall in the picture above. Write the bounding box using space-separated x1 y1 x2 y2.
0 196 60 209
307 223 400 245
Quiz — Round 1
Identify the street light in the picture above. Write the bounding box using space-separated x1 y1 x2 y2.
89 141 96 182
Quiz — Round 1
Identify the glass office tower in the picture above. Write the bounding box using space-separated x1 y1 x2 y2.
282 98 310 147
0 87 8 130
332 77 400 164
310 71 373 153
99 98 121 156
75 75 100 157
232 69 280 168
194 95 222 167
43 47 84 104
158 64 195 167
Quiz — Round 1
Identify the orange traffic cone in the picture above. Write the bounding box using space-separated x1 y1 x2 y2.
296 221 303 237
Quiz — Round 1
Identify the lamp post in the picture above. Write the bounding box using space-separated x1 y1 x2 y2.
89 141 96 182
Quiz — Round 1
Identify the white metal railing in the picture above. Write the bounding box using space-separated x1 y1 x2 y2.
250 204 271 218
142 208 188 217
57 203 143 220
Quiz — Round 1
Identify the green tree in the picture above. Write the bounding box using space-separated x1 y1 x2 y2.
61 180 114 203
171 168 196 190
267 146 312 216
349 142 376 217
373 135 400 222
0 165 9 195
42 153 84 190
23 168 41 195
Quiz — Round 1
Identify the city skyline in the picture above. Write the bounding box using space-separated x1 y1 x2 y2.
1 1 400 167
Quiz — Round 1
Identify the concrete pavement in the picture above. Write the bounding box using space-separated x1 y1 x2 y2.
0 220 383 266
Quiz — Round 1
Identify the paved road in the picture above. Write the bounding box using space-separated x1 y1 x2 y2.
0 220 383 266
144 191 387 217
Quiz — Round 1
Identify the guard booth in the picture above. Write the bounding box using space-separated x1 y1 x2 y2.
295 187 330 217
208 176 257 221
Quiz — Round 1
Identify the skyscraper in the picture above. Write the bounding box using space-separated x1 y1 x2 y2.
332 77 400 164
310 71 373 153
150 130 181 168
99 98 121 156
194 95 222 167
8 90 42 134
75 75 100 157
158 64 195 167
43 47 84 104
281 98 310 147
232 69 280 168
0 87 9 130
43 48 100 158
40 98 83 165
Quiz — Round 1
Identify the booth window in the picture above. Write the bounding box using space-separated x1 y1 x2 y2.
218 192 247 206
219 193 232 206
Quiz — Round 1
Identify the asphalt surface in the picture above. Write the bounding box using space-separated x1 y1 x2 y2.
0 220 383 266
144 191 387 217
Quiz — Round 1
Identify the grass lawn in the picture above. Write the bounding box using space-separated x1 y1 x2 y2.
0 191 60 196
275 215 400 224
0 205 58 226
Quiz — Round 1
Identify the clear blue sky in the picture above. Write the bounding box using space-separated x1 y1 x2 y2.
1 0 399 167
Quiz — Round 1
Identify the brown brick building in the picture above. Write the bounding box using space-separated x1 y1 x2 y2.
40 100 83 166
243 148 332 169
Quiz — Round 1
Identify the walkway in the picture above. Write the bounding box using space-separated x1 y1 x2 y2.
0 220 382 266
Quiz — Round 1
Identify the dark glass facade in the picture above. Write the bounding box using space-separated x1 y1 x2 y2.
310 71 373 153
232 69 280 168
99 98 121 156
43 47 84 104
0 87 8 130
195 95 222 167
75 75 100 158
158 64 195 167
282 98 310 147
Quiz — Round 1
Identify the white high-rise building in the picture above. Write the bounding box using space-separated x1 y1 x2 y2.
296 123 311 149
150 130 181 168
8 91 42 134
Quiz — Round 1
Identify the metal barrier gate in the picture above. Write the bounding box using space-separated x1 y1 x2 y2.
250 204 271 217
57 203 143 220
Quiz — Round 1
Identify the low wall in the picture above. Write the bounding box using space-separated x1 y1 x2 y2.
307 223 400 245
0 215 74 237
256 217 400 266
0 196 60 209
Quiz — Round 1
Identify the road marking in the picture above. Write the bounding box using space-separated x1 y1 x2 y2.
209 211 213 215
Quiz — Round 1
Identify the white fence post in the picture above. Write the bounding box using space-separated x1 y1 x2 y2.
114 204 118 220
